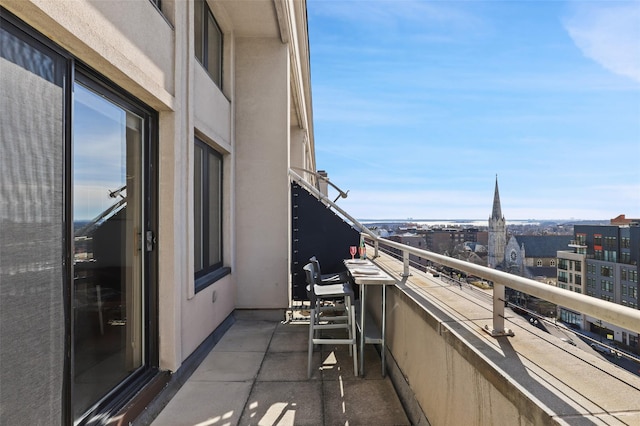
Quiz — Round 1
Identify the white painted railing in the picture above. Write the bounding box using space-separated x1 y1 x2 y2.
367 235 640 336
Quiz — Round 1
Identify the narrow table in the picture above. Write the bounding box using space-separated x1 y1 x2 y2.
343 258 396 376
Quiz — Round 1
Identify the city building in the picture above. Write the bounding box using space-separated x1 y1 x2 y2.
387 233 429 270
423 227 482 255
557 219 640 353
504 235 572 281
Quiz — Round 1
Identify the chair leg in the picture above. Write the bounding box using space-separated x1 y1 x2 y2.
351 303 358 377
308 307 315 379
346 295 353 356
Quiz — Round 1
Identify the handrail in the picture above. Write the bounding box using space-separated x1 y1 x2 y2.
289 169 377 239
366 235 640 336
289 167 349 202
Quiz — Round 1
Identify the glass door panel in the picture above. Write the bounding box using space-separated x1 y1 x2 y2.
72 82 144 420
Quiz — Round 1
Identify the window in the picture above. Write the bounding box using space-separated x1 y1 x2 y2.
621 252 631 264
550 259 556 267
594 234 602 246
604 236 616 249
604 250 617 262
195 0 222 86
622 237 630 248
194 137 228 291
600 265 613 278
595 249 603 260
600 280 613 293
1 18 67 423
537 259 543 267
575 261 581 272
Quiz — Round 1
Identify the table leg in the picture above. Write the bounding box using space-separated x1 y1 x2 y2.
381 285 386 377
360 284 365 376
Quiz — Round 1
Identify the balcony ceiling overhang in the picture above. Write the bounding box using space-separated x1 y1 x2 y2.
218 0 280 38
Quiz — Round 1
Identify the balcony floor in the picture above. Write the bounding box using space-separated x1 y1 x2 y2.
150 314 411 426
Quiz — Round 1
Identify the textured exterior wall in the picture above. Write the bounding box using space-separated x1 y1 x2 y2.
234 37 290 308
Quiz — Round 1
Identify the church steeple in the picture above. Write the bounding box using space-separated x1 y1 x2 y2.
491 175 503 220
488 175 506 269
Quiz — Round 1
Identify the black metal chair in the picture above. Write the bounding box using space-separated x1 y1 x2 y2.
309 255 351 285
303 261 358 378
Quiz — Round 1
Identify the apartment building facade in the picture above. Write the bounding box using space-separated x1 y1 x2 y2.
0 0 315 424
557 222 640 352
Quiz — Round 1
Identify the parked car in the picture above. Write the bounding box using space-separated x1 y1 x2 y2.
590 343 615 357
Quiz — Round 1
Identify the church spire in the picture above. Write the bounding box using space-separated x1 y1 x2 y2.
491 175 503 219
488 174 506 269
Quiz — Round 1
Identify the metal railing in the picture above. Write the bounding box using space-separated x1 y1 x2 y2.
366 235 640 337
289 169 640 338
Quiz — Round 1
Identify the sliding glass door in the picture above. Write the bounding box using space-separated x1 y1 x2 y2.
1 12 157 425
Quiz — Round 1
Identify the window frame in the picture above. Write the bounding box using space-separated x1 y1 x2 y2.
193 136 229 292
195 0 223 87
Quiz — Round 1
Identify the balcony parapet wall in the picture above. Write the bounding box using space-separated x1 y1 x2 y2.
365 254 640 426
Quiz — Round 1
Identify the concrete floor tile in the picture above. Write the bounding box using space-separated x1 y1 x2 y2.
317 348 358 379
213 320 277 352
151 381 252 426
320 344 382 380
269 327 309 352
239 381 323 425
323 379 411 425
192 350 265 382
258 351 323 381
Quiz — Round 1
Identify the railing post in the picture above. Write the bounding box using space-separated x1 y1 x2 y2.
402 251 410 278
374 239 379 258
484 283 514 337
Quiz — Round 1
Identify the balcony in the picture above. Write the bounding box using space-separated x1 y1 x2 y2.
568 240 587 248
140 243 640 425
138 171 640 425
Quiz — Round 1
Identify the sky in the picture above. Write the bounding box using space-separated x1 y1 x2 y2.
307 0 640 221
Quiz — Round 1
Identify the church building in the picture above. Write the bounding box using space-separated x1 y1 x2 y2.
487 176 506 269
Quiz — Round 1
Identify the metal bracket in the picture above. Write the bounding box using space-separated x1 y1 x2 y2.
482 324 515 337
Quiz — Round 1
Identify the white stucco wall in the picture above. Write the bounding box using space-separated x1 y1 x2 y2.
234 37 290 309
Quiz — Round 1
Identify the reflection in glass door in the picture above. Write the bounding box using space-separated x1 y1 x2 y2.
72 81 145 420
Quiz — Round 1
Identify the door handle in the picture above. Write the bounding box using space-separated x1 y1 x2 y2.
146 230 156 252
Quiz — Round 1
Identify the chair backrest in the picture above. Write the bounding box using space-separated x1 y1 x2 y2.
309 256 322 283
303 262 318 303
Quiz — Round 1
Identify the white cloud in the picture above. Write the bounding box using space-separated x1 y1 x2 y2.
564 1 640 83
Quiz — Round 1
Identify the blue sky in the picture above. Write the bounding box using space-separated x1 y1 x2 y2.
307 0 640 221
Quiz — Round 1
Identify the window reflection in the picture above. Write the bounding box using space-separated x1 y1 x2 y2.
72 82 144 419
